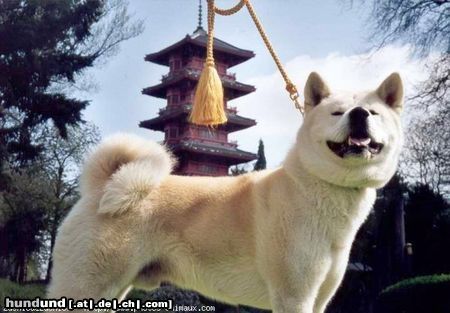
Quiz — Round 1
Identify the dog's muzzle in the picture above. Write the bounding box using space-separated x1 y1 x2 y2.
327 107 383 158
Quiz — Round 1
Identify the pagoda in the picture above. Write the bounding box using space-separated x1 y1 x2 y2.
139 3 257 176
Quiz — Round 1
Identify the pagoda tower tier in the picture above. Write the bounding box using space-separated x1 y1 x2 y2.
139 105 256 133
142 68 255 100
145 28 255 68
140 26 257 176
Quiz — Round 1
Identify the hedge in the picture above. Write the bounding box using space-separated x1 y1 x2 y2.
378 274 450 313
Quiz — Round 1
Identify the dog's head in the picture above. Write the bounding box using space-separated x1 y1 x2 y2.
295 72 403 188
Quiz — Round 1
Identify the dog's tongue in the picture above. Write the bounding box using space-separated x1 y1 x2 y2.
348 137 371 146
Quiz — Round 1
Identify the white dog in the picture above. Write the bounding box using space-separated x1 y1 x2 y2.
48 72 404 313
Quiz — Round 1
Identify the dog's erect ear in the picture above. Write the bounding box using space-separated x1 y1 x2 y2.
304 72 330 110
376 72 404 111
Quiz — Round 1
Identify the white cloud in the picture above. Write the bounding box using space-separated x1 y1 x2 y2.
230 45 431 168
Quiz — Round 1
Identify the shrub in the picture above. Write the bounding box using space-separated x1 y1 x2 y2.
378 274 450 313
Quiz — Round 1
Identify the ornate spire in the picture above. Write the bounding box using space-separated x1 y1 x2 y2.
197 0 203 30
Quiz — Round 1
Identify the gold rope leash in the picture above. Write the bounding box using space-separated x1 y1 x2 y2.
190 0 304 126
215 0 303 114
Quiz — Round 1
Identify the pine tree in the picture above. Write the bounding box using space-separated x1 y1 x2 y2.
253 139 267 171
0 0 142 187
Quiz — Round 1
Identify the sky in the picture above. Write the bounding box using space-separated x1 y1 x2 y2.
79 0 430 169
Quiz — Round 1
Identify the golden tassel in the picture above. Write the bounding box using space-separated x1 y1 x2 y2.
190 0 227 126
190 58 226 126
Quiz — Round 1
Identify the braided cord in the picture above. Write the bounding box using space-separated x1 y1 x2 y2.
243 1 302 113
206 0 215 65
214 0 245 15
209 0 303 114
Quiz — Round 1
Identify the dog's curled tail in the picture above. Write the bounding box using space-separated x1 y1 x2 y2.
80 133 175 215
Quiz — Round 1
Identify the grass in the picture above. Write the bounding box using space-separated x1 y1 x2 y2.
0 279 46 312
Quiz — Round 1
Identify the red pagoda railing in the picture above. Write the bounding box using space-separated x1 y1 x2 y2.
158 104 237 115
161 68 237 83
166 137 238 149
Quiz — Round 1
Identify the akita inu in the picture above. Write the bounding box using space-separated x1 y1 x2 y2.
48 72 404 313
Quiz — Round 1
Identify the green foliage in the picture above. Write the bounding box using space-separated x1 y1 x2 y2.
253 139 266 171
381 274 450 294
0 0 143 184
378 274 450 313
230 165 248 176
231 139 266 175
0 123 100 282
0 0 102 160
0 167 49 282
0 279 46 309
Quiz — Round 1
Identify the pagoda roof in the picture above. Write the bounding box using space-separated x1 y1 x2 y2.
145 28 255 68
139 105 256 133
170 140 257 165
142 68 255 100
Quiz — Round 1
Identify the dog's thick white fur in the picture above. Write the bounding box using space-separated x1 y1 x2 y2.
48 72 404 313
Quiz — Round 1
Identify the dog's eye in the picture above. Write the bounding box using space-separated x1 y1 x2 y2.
369 110 378 115
331 111 344 116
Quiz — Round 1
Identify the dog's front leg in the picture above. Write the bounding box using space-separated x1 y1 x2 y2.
313 251 349 313
269 290 314 313
266 257 329 313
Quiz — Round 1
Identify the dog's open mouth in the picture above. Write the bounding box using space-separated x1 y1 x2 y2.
327 137 383 158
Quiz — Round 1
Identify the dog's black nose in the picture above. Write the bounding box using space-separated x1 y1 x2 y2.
349 107 369 121
349 107 370 139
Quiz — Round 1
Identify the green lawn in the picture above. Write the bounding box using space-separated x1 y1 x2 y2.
0 279 46 312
